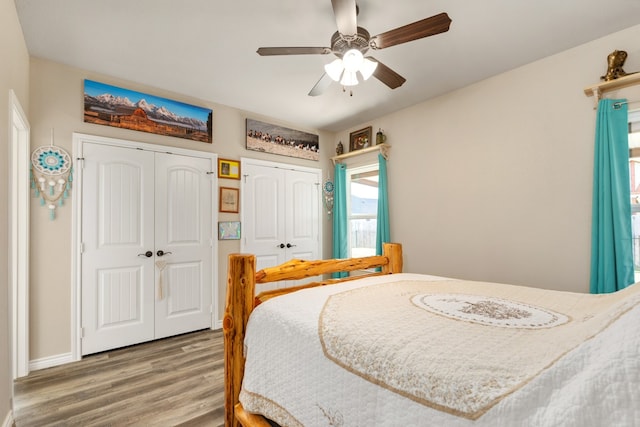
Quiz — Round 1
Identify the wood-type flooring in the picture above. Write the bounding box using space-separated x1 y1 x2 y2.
12 329 223 426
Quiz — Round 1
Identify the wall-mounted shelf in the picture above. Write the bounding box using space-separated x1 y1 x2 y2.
331 143 390 165
584 73 640 107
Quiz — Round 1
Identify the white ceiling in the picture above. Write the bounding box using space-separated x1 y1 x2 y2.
14 0 640 132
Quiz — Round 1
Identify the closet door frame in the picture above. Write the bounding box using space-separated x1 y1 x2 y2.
71 133 218 362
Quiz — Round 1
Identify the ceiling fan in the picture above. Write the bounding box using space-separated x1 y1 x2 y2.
257 0 452 96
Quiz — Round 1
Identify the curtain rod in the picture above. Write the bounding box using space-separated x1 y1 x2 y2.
613 100 640 109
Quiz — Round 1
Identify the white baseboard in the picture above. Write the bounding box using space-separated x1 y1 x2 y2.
29 352 74 371
214 319 223 330
2 410 13 427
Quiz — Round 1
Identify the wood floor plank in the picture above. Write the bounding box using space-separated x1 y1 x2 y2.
13 329 224 427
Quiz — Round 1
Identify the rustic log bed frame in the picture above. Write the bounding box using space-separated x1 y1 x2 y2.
223 242 403 427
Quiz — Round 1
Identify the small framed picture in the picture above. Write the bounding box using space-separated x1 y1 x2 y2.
218 221 241 240
349 126 372 152
218 158 240 179
219 187 239 213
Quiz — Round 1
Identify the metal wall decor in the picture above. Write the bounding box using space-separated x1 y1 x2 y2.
30 130 73 220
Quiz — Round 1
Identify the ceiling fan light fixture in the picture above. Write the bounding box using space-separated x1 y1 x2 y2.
359 57 378 80
324 58 344 82
340 70 359 86
342 49 364 72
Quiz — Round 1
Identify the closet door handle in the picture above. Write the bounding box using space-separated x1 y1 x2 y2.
277 243 285 249
156 250 172 257
138 251 153 258
286 243 296 248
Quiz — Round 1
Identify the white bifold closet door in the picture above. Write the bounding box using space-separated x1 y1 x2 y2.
80 142 212 355
242 159 321 291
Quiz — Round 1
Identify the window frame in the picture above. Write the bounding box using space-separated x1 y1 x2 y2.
346 162 379 258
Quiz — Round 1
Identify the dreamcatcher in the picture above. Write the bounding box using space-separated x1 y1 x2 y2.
323 178 334 216
30 131 73 220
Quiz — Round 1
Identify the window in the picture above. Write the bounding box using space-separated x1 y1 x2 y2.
346 164 379 257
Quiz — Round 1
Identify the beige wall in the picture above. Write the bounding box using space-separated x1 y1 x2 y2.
1 0 30 420
334 24 640 293
21 21 640 362
27 58 333 360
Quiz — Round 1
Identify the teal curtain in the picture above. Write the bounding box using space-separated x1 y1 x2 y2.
590 98 634 294
376 153 390 256
332 163 348 278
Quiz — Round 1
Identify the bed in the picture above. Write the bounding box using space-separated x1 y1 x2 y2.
223 243 640 426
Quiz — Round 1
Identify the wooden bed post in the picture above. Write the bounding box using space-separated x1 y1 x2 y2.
223 243 403 426
382 242 403 274
223 254 257 427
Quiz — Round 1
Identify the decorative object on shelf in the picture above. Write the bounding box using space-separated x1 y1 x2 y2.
376 128 386 145
246 118 319 161
219 187 240 213
323 178 334 216
30 129 73 220
336 141 344 155
218 158 241 179
601 50 635 82
83 79 212 143
218 221 241 240
349 126 372 152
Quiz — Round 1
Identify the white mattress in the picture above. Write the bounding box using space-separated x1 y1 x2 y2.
240 273 640 426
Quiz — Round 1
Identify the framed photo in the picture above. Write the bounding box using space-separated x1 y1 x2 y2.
246 118 319 161
349 126 373 152
218 221 241 240
218 158 240 179
219 187 239 213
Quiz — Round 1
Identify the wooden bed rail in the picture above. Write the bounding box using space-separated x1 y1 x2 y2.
223 243 403 427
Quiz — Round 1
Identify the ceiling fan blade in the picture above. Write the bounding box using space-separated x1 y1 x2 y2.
257 47 332 56
308 73 334 96
369 12 451 50
368 57 406 89
331 0 357 36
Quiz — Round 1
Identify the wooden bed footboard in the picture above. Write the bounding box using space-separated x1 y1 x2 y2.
223 242 403 427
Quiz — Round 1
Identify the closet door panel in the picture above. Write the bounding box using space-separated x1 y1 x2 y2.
154 153 213 338
81 143 155 355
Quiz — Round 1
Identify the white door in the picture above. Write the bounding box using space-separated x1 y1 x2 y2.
285 169 320 262
242 163 286 274
242 159 321 291
81 143 212 355
154 152 213 339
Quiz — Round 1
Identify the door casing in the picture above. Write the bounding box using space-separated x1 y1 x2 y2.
9 90 30 379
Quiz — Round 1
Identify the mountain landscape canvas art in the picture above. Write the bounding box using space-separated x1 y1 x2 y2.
84 79 213 143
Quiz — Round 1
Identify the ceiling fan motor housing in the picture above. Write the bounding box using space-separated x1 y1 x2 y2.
331 27 371 57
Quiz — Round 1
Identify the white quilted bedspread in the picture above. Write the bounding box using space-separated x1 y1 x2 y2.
240 273 640 427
